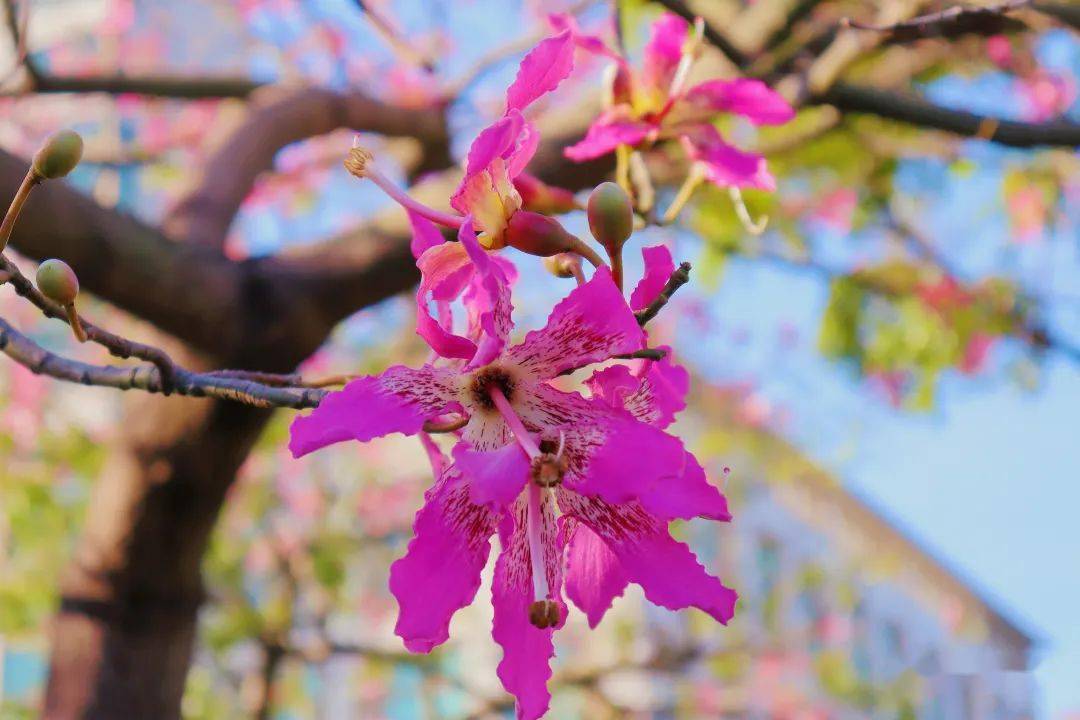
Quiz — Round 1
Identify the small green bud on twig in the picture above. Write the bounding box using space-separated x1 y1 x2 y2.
32 130 84 180
587 182 634 254
36 259 79 305
37 259 87 342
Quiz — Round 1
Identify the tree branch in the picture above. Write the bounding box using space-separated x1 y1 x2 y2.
0 315 328 408
21 73 262 99
818 82 1080 148
636 262 692 326
162 86 448 247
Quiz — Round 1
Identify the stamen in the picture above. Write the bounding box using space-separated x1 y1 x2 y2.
489 386 557 610
662 163 706 224
488 386 540 459
668 17 705 99
526 483 550 603
345 138 464 230
729 186 769 235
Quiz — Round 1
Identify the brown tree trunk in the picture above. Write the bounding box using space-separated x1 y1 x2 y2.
42 365 274 719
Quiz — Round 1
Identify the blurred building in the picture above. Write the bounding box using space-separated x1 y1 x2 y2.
597 390 1039 720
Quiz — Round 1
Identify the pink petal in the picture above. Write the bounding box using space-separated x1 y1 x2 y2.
390 472 498 652
570 408 686 508
289 365 461 457
640 451 731 522
682 78 795 126
461 112 523 181
408 210 445 260
416 241 478 360
459 221 514 368
548 13 620 59
678 124 773 191
586 347 689 429
629 244 676 311
642 12 687 93
453 441 530 509
519 384 688 515
492 495 562 720
506 31 576 113
564 115 652 161
563 519 628 628
681 124 775 191
506 266 644 379
506 118 539 179
419 432 449 478
561 493 737 623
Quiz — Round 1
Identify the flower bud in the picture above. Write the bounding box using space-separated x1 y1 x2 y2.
36 259 79 305
504 211 579 258
587 182 633 254
513 173 579 215
32 131 83 180
543 253 580 279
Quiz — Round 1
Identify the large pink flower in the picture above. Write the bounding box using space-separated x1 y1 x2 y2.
560 12 794 190
289 268 734 719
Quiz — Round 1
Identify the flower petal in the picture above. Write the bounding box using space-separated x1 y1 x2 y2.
390 471 498 652
563 518 628 628
586 346 689 429
506 31 576 112
642 12 687 94
289 365 461 457
459 222 514 368
453 441 530 509
561 493 737 624
564 115 652 161
680 124 775 191
416 241 478 361
682 78 795 126
506 266 644 379
519 383 687 513
640 451 731 522
548 13 621 59
629 244 676 312
492 495 562 720
408 209 445 260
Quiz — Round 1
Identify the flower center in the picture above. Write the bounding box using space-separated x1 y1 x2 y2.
470 366 516 411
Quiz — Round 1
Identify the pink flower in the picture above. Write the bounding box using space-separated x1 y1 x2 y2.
562 12 793 190
289 269 735 719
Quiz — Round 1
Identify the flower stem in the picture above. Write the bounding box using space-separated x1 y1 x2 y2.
0 170 41 253
610 250 624 292
568 236 605 270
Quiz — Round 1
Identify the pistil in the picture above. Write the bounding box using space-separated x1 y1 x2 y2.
489 386 558 622
345 139 464 230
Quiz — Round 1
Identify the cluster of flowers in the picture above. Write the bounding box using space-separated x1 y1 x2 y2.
290 13 792 719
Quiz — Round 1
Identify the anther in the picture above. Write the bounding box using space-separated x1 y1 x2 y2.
530 453 566 488
528 599 561 629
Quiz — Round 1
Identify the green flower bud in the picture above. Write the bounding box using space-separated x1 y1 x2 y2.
32 130 84 180
36 259 79 305
587 182 633 254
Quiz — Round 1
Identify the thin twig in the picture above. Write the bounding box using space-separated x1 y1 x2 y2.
0 253 178 392
635 262 692 327
0 315 329 408
842 0 1030 42
353 0 436 72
